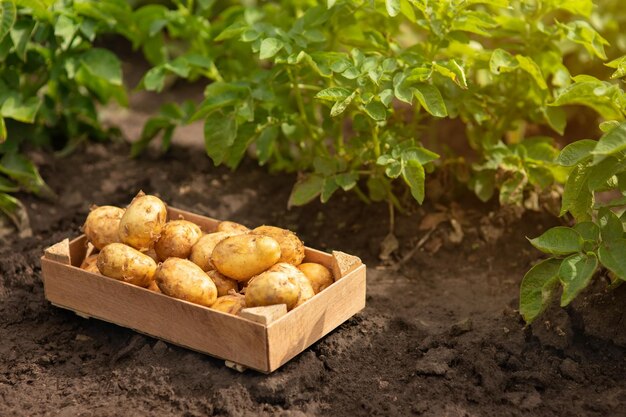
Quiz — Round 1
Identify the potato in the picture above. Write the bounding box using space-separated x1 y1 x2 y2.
245 271 301 310
210 293 246 315
96 243 157 287
211 234 281 281
154 220 203 261
216 221 250 234
119 193 167 251
206 270 239 297
83 205 125 250
252 225 305 266
297 263 334 294
189 232 236 271
147 280 161 293
80 254 100 274
155 258 217 307
145 248 159 262
269 263 315 307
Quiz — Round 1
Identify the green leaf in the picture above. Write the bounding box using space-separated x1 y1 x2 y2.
543 107 566 135
0 153 53 197
547 0 592 16
490 49 518 74
0 191 29 230
412 84 447 117
393 72 412 104
203 111 237 166
561 20 608 59
556 140 596 166
334 172 358 191
529 226 584 255
366 176 389 202
591 122 626 162
499 171 527 205
385 161 402 178
551 81 624 120
598 208 623 242
363 101 386 121
402 160 425 204
401 147 439 165
385 0 401 17
605 55 626 80
516 55 547 90
259 37 284 60
191 82 249 122
560 163 593 221
558 252 598 306
330 90 356 117
587 156 620 190
0 1 16 42
380 89 394 107
256 125 278 166
80 48 123 86
143 67 166 92
288 174 324 208
573 221 599 242
519 258 562 323
598 239 626 281
470 170 495 202
315 87 351 102
1 95 40 123
321 177 339 203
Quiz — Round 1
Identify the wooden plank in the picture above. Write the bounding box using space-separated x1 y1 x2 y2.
240 305 287 325
332 250 362 279
167 207 220 233
69 235 89 267
265 264 366 371
44 238 71 265
41 258 270 372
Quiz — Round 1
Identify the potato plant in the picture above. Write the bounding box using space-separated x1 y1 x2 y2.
521 121 626 323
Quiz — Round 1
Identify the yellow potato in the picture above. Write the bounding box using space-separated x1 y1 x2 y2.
297 263 334 294
147 280 161 293
96 243 157 287
210 293 246 315
154 220 203 261
244 270 300 310
206 270 239 297
252 225 305 266
269 263 315 307
216 221 250 234
80 254 100 274
211 234 281 281
155 258 217 307
119 193 167 251
83 205 125 250
189 232 236 271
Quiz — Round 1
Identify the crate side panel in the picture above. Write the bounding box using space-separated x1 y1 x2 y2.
41 259 269 371
167 207 220 233
266 264 366 371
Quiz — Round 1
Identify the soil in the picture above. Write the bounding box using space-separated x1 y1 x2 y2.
1 142 625 417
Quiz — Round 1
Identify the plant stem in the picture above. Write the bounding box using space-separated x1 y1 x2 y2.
288 68 321 150
372 124 381 158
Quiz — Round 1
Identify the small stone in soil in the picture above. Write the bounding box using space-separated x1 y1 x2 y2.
152 340 169 356
450 318 473 336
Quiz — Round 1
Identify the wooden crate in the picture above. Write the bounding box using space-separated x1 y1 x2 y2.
40 207 366 373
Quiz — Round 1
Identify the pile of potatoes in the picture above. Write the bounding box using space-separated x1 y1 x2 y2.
80 192 335 316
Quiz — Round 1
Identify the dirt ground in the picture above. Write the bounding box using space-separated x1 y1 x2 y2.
1 142 625 417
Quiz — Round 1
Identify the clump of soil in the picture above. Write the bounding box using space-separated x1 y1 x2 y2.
1 143 625 416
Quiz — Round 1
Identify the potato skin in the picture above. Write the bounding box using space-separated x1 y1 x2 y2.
216 221 250 234
155 258 217 307
211 234 281 281
154 220 203 261
210 294 246 315
83 206 125 250
80 254 100 274
96 243 157 287
245 271 300 310
119 194 167 251
147 280 161 293
297 263 334 294
189 232 236 271
207 270 239 297
252 225 305 266
269 263 315 307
